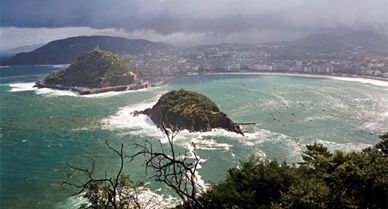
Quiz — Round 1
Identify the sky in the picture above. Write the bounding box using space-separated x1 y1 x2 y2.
1 0 388 50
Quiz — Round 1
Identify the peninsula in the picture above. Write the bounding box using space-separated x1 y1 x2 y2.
34 50 152 95
134 89 244 135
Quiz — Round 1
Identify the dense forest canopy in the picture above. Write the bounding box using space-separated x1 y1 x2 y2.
43 50 141 88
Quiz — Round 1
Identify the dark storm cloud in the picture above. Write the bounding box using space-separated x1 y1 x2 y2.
0 0 285 33
1 0 388 34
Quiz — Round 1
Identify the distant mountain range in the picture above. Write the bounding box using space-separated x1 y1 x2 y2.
286 31 388 53
1 44 43 56
0 44 43 63
1 31 387 66
1 36 171 66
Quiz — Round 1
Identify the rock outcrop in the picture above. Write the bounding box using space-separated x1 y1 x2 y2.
135 89 244 135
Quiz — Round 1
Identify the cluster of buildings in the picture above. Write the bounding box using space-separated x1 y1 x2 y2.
122 44 388 79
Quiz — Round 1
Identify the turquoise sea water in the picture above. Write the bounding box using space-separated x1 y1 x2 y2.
1 65 388 209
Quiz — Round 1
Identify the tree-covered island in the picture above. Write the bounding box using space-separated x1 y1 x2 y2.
34 50 151 95
134 89 244 135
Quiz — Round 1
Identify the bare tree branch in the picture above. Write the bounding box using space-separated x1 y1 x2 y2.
128 120 205 209
63 141 145 209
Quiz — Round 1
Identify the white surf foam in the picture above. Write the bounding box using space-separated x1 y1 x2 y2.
101 101 163 136
52 64 70 69
55 195 89 209
305 115 334 122
83 87 155 98
204 72 388 87
123 187 180 209
330 77 388 87
314 139 373 153
35 88 80 97
55 187 180 209
9 82 80 96
9 82 157 98
102 101 302 159
102 99 241 151
9 82 36 92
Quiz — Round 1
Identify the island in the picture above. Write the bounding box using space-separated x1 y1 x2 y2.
134 89 244 135
34 50 152 95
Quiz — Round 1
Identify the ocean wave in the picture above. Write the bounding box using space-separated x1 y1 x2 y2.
8 82 157 97
360 111 388 133
55 187 180 209
314 139 372 152
55 195 89 209
9 82 79 96
52 64 70 68
330 77 388 87
8 82 36 92
82 87 154 98
101 101 162 136
35 88 80 97
102 106 238 151
305 115 334 122
204 72 388 87
243 128 303 160
101 102 302 162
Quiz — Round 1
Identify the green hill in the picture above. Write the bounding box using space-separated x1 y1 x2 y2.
43 50 141 88
140 89 243 134
2 36 170 66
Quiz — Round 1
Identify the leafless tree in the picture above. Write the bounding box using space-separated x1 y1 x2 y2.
128 123 205 209
65 114 205 209
63 141 145 209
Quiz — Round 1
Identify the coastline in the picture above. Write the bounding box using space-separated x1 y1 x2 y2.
200 71 388 87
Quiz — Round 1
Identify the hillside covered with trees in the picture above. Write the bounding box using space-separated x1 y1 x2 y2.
2 36 170 66
138 89 244 135
42 50 141 88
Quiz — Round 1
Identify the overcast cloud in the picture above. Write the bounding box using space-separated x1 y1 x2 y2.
1 0 388 49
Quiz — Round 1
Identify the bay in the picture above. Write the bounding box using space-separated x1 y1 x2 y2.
1 65 387 209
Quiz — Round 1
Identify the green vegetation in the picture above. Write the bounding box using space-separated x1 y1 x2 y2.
68 133 388 209
142 89 243 134
196 136 388 209
3 36 170 66
44 50 141 88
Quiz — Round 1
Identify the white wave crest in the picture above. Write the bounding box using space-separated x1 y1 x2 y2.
55 195 89 209
305 115 334 122
53 64 70 68
9 82 156 97
314 139 372 152
9 82 80 96
84 87 156 98
101 101 162 136
331 77 388 87
204 72 388 87
55 187 180 209
35 88 80 97
9 82 36 92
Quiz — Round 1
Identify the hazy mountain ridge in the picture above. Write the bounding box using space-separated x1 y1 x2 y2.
0 44 43 56
2 31 387 66
286 31 388 53
1 36 171 66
